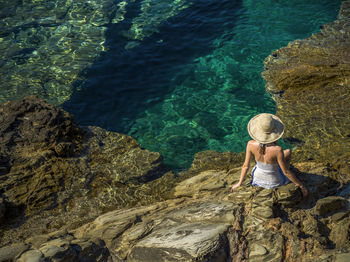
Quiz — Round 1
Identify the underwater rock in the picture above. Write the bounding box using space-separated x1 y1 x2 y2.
0 0 120 105
123 0 192 42
262 0 350 174
0 0 194 104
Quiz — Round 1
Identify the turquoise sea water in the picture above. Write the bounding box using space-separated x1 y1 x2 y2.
0 0 342 169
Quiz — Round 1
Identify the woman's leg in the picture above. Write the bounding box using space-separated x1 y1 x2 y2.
284 149 292 168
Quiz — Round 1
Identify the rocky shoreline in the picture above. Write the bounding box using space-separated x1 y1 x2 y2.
1 1 350 261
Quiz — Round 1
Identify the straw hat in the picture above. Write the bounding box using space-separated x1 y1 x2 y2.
247 113 284 144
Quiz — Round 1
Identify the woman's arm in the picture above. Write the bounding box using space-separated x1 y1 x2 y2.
230 142 252 192
277 148 308 197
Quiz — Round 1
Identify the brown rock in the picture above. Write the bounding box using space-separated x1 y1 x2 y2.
0 243 29 262
312 196 348 217
0 96 171 246
262 0 350 173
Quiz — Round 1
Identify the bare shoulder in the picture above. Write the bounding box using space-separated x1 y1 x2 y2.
247 140 258 146
247 140 258 149
271 144 283 153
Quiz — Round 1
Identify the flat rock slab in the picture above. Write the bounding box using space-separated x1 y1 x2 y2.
128 222 230 262
174 170 238 198
163 201 239 224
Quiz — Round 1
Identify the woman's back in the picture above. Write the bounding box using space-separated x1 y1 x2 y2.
248 140 280 165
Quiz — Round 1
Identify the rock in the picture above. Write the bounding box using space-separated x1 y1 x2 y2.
249 243 268 257
189 150 245 173
262 0 350 171
73 205 162 248
16 249 44 262
17 237 110 262
128 223 230 262
71 238 110 262
73 195 241 260
0 96 84 157
312 196 349 217
39 238 76 261
329 219 350 248
0 96 171 246
338 183 350 198
335 252 350 262
275 182 302 206
0 195 6 223
174 170 234 198
163 201 238 223
0 243 29 262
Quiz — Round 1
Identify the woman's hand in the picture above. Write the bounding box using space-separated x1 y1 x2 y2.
299 185 308 197
230 183 241 192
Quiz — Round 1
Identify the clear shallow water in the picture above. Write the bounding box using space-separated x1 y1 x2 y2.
0 0 341 169
63 0 341 169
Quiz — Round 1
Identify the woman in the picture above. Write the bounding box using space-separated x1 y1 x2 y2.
230 113 308 197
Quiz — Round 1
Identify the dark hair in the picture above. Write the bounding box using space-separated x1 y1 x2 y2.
259 143 266 155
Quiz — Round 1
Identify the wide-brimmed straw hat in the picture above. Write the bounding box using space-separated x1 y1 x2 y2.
247 113 284 144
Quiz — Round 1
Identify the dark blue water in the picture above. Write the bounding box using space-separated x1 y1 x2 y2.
63 0 342 169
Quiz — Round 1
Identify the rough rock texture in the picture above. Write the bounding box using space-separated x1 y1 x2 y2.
3 233 110 262
262 0 350 179
0 160 341 262
0 96 175 246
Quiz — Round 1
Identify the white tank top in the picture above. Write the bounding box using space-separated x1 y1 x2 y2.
251 161 289 189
